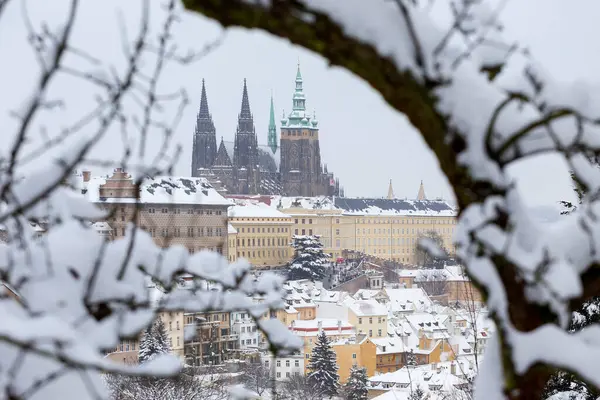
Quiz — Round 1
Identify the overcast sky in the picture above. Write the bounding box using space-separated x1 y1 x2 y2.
1 0 597 209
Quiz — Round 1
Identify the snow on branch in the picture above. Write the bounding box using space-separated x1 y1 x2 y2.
184 0 600 399
0 1 298 398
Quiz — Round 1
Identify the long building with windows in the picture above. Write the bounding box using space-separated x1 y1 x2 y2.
227 181 457 264
79 168 232 256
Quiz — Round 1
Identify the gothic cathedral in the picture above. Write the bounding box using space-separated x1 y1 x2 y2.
191 64 342 197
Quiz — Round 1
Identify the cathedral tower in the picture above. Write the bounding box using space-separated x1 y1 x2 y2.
280 63 327 196
268 92 278 154
233 79 260 194
191 79 217 176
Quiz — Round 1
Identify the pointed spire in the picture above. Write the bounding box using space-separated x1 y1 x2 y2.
417 180 427 201
199 79 210 118
268 92 278 154
296 59 303 82
387 179 395 199
240 78 252 119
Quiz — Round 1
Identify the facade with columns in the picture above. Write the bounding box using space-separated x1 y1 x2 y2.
190 65 342 197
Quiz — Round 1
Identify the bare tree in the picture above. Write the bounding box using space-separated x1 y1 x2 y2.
415 268 448 297
0 1 301 399
275 373 325 400
241 361 272 397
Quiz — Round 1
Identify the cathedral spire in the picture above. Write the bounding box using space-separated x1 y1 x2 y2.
191 79 217 176
240 78 252 119
417 180 427 201
199 79 210 118
387 179 395 199
268 92 278 154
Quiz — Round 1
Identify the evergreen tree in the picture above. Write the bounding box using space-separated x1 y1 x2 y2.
288 235 330 281
408 385 427 400
307 330 339 398
138 317 171 364
343 365 368 400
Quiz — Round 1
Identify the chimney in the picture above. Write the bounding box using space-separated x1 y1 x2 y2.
450 361 456 375
82 170 91 182
291 320 295 332
337 320 342 333
317 320 323 334
431 363 436 371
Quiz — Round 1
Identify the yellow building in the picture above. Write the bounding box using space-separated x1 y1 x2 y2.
228 203 293 268
332 336 377 384
277 181 457 264
225 182 456 265
347 299 388 339
290 319 355 373
227 224 238 263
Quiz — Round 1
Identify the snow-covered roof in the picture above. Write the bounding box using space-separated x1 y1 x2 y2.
228 202 291 219
271 196 340 211
347 298 387 317
385 288 434 313
291 318 353 333
398 266 469 282
82 175 231 206
334 197 456 217
369 361 473 397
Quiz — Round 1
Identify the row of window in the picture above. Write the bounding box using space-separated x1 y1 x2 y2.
146 208 224 216
144 226 224 238
237 237 288 247
356 228 454 236
237 226 289 234
237 249 288 259
355 218 456 225
357 316 386 324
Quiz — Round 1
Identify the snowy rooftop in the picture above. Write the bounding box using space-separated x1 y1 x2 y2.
81 174 231 206
384 288 434 313
347 298 388 317
334 197 456 217
271 196 339 211
398 266 469 282
290 318 353 331
228 202 291 219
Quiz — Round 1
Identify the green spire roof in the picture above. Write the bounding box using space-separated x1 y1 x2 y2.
268 92 278 154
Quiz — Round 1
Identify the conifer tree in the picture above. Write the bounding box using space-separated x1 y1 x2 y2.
307 330 339 398
408 385 427 400
288 235 330 281
138 317 171 364
343 365 368 400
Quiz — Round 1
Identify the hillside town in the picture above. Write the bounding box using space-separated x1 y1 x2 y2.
67 166 486 399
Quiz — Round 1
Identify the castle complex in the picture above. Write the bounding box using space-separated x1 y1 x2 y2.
191 64 342 197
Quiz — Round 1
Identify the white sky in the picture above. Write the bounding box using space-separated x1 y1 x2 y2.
1 0 597 209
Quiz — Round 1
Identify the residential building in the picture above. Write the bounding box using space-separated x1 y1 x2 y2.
231 311 259 350
331 335 377 384
228 202 293 267
347 299 388 339
398 266 483 304
80 169 231 256
289 318 354 373
262 353 305 381
184 311 238 365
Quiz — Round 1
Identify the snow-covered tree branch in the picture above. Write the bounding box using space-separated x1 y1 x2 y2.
0 1 300 398
183 0 600 398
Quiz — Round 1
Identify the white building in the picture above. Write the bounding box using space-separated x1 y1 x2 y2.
262 353 305 381
231 311 259 350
